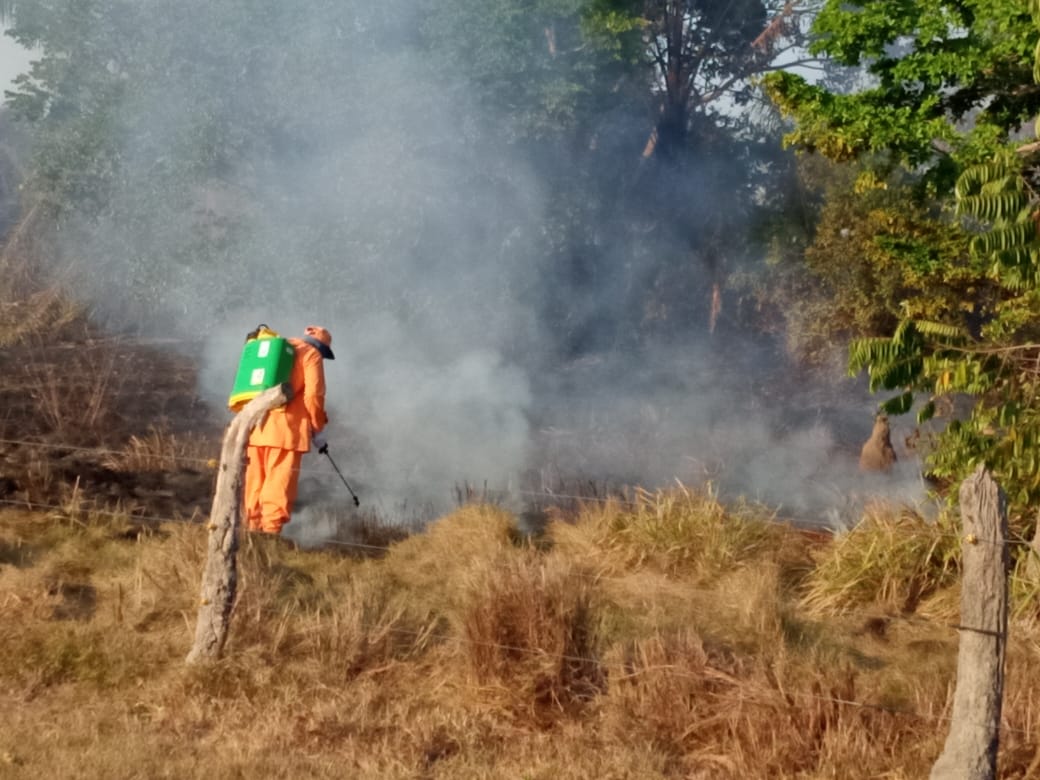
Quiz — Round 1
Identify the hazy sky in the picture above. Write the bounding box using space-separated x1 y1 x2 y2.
0 26 32 97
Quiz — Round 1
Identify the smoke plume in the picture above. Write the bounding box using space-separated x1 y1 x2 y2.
12 1 931 537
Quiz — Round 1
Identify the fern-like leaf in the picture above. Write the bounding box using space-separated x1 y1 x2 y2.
957 192 1028 223
912 320 965 341
972 222 1037 254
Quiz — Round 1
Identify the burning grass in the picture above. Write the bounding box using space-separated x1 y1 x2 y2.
4 495 1040 779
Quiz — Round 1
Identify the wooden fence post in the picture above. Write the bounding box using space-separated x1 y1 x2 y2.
185 384 291 665
930 465 1009 780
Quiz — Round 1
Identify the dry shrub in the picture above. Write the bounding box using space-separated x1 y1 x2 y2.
551 485 784 581
19 337 124 441
460 551 604 722
803 502 960 615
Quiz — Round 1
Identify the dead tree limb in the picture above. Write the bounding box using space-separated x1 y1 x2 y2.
930 466 1008 780
185 383 291 665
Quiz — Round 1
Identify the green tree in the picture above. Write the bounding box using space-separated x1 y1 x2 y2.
587 0 815 158
765 0 1039 182
756 161 983 367
764 0 1040 515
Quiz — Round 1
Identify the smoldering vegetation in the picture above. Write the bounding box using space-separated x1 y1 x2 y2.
3 0 929 531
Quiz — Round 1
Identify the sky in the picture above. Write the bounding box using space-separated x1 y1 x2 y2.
0 26 32 97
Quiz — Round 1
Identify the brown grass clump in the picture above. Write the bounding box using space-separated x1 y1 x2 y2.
802 502 960 615
459 550 604 722
380 503 520 614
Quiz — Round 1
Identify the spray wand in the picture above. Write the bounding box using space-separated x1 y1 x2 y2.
317 443 360 506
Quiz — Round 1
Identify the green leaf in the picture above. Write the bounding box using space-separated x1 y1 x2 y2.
881 391 914 416
972 223 1037 254
917 400 936 424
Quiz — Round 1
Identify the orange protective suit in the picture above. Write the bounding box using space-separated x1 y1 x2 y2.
244 328 331 534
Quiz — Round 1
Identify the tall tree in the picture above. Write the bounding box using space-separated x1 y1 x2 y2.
570 1 818 343
589 0 816 159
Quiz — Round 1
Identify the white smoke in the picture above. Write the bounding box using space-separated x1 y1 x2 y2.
13 1 933 536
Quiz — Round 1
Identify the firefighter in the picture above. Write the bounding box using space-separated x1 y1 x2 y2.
244 325 334 535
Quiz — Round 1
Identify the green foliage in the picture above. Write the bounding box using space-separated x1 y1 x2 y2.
955 151 1040 290
764 0 1040 521
754 158 983 367
764 0 1040 181
845 299 1040 514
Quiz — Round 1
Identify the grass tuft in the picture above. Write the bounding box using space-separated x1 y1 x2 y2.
802 502 960 615
551 485 786 580
459 550 604 722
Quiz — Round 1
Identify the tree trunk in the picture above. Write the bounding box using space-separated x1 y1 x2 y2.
930 466 1008 780
185 383 291 664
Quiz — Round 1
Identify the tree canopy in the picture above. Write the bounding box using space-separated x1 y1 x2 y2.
764 0 1040 515
765 0 1039 180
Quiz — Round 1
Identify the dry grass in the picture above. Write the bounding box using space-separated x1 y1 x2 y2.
550 485 790 581
3 492 1040 779
100 426 218 473
459 551 604 723
801 502 961 616
0 207 90 348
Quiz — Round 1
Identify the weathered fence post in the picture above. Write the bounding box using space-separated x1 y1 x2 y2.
930 465 1009 780
186 384 291 665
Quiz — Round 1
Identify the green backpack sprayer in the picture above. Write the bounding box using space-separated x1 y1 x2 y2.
227 324 295 412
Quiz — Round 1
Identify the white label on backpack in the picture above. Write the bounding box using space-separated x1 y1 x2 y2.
257 340 271 358
250 368 265 386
